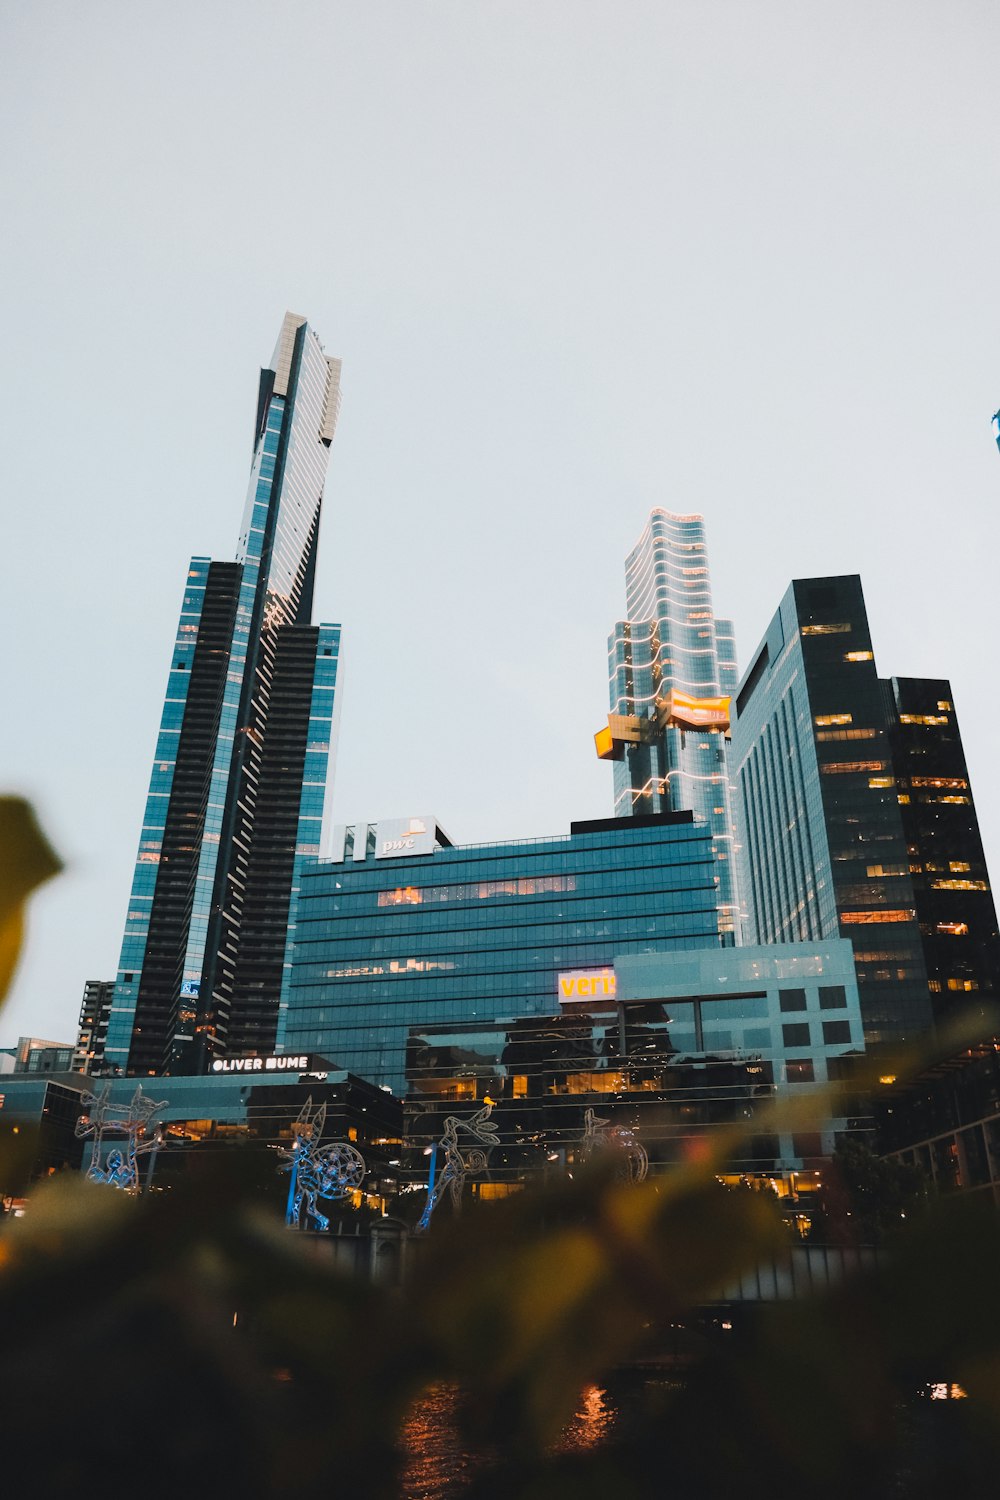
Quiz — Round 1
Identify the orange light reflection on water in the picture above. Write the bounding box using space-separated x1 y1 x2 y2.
399 1381 618 1498
552 1383 615 1453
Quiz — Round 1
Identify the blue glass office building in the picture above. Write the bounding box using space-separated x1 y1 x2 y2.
104 314 344 1076
280 812 725 1093
400 940 865 1183
597 511 740 936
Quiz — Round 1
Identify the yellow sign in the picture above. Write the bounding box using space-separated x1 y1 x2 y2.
662 689 731 732
594 725 617 760
594 714 645 761
558 969 617 1003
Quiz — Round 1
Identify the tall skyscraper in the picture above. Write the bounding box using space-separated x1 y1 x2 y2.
885 677 999 1015
104 313 343 1076
728 575 1000 1046
595 510 739 936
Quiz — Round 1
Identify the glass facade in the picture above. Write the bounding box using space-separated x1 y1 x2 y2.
280 812 724 1094
402 941 865 1185
885 676 999 1018
104 315 344 1076
604 511 740 935
730 576 933 1045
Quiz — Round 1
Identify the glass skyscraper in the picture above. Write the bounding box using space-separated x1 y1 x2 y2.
885 676 999 1017
104 313 343 1076
596 510 740 935
730 576 935 1045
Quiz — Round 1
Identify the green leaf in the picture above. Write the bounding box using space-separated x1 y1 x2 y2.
0 797 61 1004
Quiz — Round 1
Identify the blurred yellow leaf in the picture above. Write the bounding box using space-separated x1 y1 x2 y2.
0 797 61 1003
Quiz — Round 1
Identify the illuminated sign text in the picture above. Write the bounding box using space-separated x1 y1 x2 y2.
558 969 617 1004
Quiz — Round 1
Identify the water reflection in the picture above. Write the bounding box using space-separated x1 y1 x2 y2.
398 1380 620 1498
398 1383 491 1500
552 1382 615 1453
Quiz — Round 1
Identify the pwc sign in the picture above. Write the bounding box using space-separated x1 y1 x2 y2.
558 969 617 1007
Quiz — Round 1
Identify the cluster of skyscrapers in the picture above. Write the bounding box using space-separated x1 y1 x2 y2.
8 311 998 1206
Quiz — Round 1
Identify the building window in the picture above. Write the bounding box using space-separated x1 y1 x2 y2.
818 985 847 1010
840 909 915 924
779 988 807 1012
785 1059 815 1083
782 1022 811 1048
792 1132 824 1158
822 1020 852 1045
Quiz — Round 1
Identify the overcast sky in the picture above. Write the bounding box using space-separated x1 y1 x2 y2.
3 1 999 1048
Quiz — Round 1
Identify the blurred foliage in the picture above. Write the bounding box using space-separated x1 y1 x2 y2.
812 1136 929 1247
3 1156 1000 1499
0 795 61 1000
4 804 1000 1497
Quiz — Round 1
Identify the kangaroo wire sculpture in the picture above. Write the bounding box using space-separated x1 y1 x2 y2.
417 1099 500 1233
578 1106 649 1184
278 1097 367 1231
75 1083 167 1193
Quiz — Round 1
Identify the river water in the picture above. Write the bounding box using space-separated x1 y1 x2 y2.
398 1375 663 1498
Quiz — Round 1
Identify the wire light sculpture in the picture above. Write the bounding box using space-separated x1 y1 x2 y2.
278 1097 367 1231
578 1106 649 1184
75 1083 167 1193
417 1100 500 1233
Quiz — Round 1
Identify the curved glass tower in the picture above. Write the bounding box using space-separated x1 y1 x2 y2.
599 510 739 936
104 313 343 1076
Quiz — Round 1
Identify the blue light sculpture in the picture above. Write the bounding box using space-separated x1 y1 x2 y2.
278 1097 367 1231
75 1083 167 1193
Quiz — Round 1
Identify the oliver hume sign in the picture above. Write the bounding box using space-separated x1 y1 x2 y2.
211 1055 314 1074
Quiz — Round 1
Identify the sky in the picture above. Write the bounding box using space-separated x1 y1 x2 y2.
3 1 999 1048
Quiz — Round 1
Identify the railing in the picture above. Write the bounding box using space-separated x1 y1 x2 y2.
714 1243 881 1302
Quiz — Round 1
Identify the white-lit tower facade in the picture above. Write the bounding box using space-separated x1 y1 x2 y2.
596 510 740 937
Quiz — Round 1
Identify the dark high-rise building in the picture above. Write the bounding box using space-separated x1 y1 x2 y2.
595 511 740 937
730 576 933 1045
731 576 999 1047
885 677 999 1015
104 313 343 1076
73 979 114 1074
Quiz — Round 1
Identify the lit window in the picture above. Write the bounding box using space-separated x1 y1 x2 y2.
801 624 852 636
844 651 874 662
817 728 877 742
840 909 916 924
930 879 988 892
814 713 853 726
821 760 886 774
